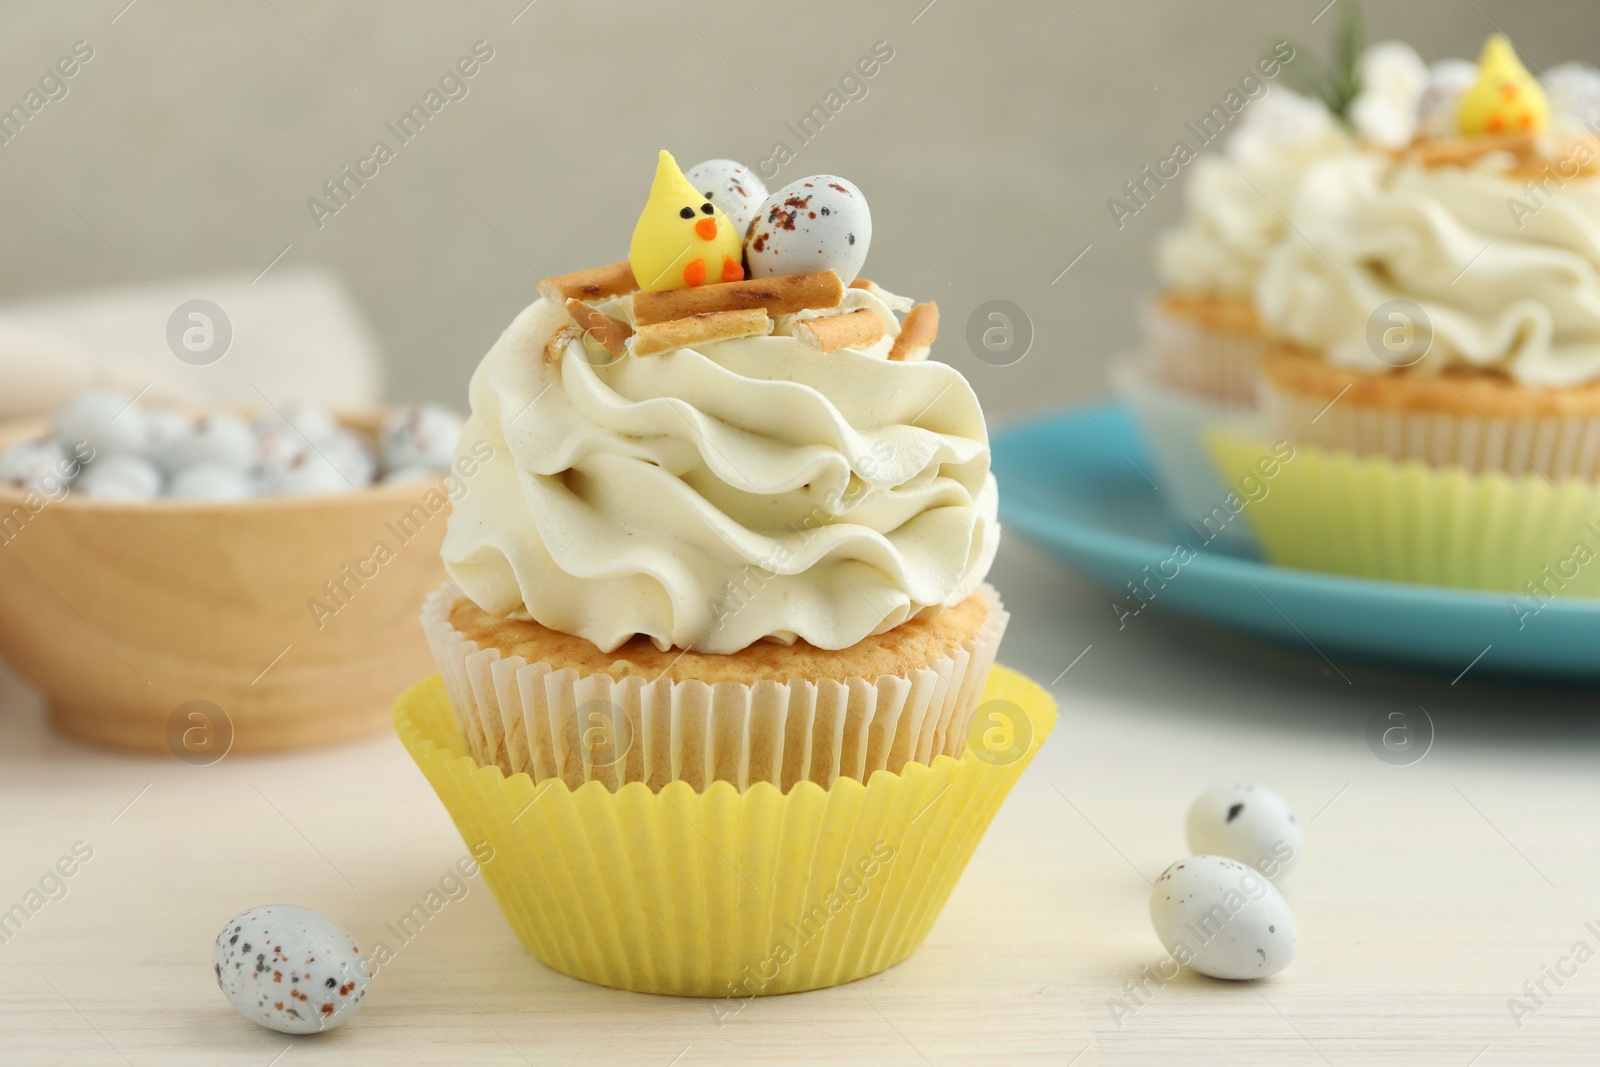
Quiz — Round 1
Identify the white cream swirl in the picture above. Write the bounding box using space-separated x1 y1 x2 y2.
1256 150 1600 386
1159 89 1352 294
441 288 999 654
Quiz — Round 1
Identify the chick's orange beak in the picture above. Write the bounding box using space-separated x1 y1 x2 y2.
694 217 718 241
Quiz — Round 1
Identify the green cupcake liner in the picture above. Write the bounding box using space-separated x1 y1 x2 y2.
1207 433 1600 597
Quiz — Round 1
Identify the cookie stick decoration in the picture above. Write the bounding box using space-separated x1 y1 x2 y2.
629 150 746 292
538 261 637 304
632 270 844 324
792 309 884 354
888 302 940 362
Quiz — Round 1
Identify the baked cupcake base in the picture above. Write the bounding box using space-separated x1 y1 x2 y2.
423 583 1007 793
1262 345 1600 482
1112 356 1263 551
392 662 1055 996
1148 291 1267 408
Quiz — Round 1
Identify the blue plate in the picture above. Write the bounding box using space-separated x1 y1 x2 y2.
992 403 1600 679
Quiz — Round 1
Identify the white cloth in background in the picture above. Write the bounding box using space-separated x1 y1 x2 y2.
0 268 382 421
0 322 199 421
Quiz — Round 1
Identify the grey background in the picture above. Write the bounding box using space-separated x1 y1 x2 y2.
2 0 1596 423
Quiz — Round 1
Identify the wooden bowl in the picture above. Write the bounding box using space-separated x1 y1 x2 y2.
0 411 452 755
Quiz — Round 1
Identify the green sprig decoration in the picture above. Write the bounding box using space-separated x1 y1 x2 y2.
1278 2 1365 120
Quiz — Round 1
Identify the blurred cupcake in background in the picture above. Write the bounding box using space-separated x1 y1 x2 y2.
1120 23 1369 547
1255 35 1600 476
1213 36 1600 594
1143 22 1446 406
1150 86 1353 406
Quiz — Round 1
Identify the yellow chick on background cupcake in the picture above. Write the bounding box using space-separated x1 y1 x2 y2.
1457 34 1549 136
629 149 745 291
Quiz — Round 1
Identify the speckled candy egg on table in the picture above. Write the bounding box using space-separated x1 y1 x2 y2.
1149 855 1297 980
744 175 872 286
1186 781 1303 880
213 904 369 1035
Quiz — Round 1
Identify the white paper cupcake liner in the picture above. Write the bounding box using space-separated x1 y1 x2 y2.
1261 375 1600 483
420 583 1008 794
1145 298 1266 408
1112 356 1265 551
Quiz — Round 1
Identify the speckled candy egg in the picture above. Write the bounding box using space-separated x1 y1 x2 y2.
0 437 73 494
1545 62 1600 127
213 904 368 1035
745 175 872 286
263 452 358 496
145 410 195 473
378 404 464 473
381 465 438 486
75 454 162 500
256 401 340 443
1186 782 1303 881
322 429 376 487
52 390 147 458
169 462 258 501
1417 59 1478 138
155 413 257 473
685 158 768 239
256 402 341 469
1150 855 1297 980
257 428 314 475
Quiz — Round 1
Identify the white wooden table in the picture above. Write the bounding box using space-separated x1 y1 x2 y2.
2 533 1597 1065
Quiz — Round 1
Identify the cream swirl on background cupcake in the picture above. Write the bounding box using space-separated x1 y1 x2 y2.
1156 39 1432 292
1158 89 1353 295
1256 149 1600 387
442 288 998 655
1132 87 1355 530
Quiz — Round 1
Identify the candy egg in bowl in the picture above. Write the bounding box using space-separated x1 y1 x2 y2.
0 397 476 755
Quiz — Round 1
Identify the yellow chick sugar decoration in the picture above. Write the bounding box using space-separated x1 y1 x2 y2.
629 150 746 292
1456 34 1550 136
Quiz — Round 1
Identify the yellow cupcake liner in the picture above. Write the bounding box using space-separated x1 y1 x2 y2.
393 664 1056 997
1208 433 1600 595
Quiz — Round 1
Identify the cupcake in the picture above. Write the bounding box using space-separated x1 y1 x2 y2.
1116 33 1370 545
394 151 1052 996
1210 36 1600 594
1149 85 1353 406
1109 87 1327 547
